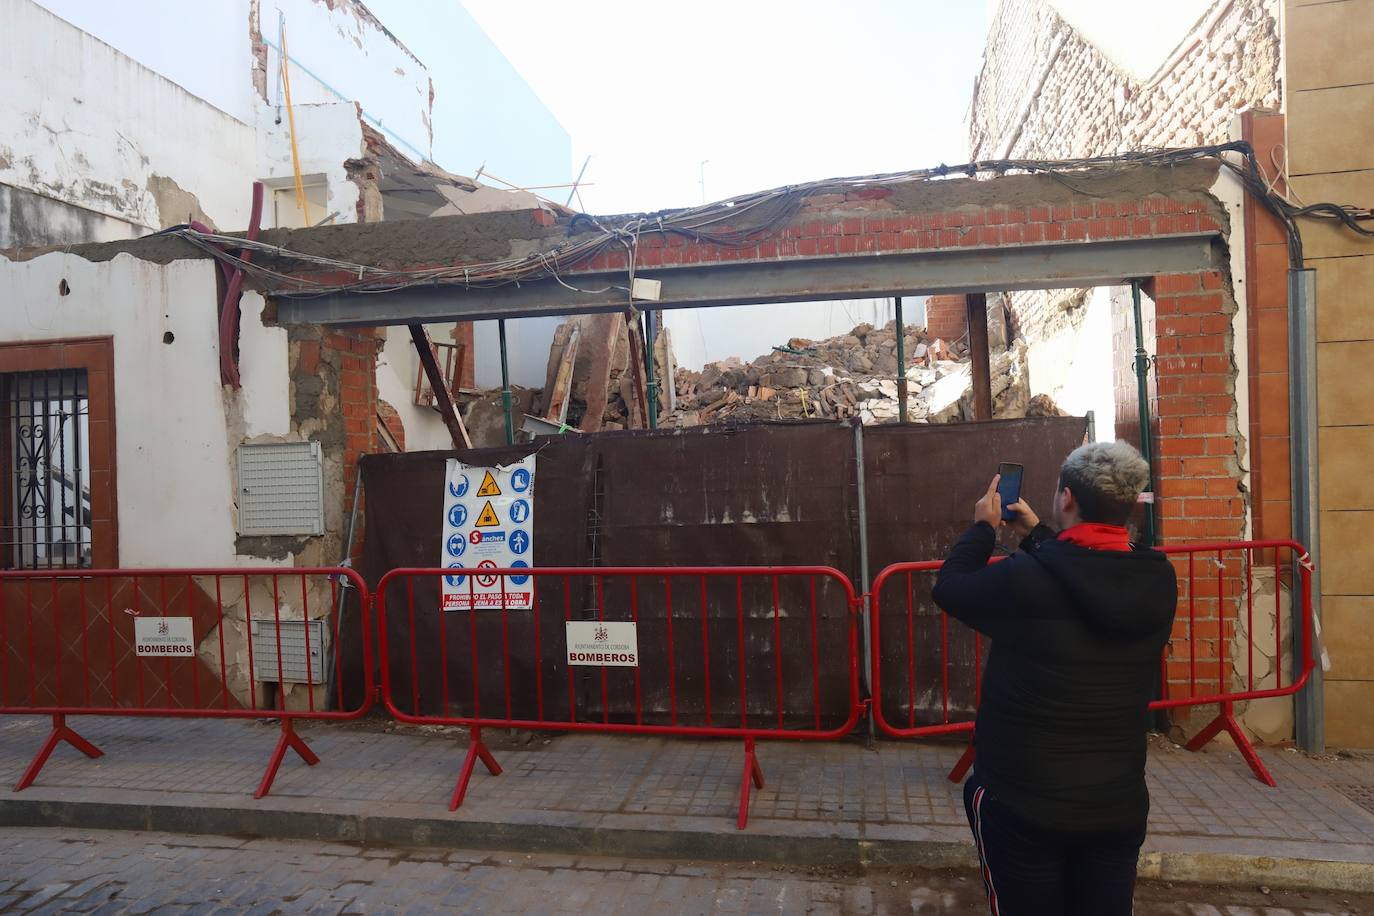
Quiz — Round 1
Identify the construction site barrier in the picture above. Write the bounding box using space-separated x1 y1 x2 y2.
869 539 1315 787
375 566 864 828
0 567 372 798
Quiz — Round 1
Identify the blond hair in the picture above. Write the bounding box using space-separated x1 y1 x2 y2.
1058 441 1150 525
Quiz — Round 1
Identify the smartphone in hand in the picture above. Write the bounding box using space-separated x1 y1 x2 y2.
996 463 1024 522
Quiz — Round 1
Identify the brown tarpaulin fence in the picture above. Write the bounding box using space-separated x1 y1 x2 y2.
345 417 1089 725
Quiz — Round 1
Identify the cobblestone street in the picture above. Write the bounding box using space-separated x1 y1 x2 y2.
0 827 1370 915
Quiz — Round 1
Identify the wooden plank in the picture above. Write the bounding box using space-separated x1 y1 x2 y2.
409 324 473 449
542 321 581 424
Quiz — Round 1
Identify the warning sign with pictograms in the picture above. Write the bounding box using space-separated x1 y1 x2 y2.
475 501 501 528
440 455 536 611
475 470 502 497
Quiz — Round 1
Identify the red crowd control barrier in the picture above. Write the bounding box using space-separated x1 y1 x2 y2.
869 540 1315 787
375 566 864 828
0 567 372 798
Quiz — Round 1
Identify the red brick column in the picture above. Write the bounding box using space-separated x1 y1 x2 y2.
1150 270 1245 702
325 328 381 561
924 294 968 343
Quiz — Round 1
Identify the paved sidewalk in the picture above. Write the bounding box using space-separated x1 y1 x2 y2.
3 715 1374 891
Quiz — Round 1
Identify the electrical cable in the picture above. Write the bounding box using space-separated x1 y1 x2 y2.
150 142 1372 295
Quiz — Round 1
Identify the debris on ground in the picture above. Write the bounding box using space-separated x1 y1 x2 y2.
664 320 1035 427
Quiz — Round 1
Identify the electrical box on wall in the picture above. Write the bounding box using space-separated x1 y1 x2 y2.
250 618 327 684
237 442 324 536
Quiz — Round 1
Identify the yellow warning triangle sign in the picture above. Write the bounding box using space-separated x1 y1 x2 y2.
476 470 502 497
475 500 501 527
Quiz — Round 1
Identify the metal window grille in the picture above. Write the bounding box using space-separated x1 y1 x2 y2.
2 369 92 569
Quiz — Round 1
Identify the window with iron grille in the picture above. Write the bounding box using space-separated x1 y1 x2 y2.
1 369 91 569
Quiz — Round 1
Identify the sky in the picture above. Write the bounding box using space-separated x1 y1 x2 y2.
454 1 991 214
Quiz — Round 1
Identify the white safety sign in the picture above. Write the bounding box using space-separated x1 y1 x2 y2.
566 621 639 667
134 617 195 657
441 455 536 611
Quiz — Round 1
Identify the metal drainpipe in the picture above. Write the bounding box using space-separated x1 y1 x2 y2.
1131 280 1158 546
326 465 364 710
1288 268 1324 753
852 418 874 743
643 310 659 430
894 297 908 423
498 319 514 445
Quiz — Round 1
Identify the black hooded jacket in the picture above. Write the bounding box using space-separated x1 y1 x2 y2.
931 522 1177 833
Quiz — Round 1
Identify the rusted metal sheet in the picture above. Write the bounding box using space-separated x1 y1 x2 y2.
863 416 1090 726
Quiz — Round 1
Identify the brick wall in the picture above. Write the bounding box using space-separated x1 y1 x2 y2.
1242 110 1292 543
325 328 381 561
924 295 968 343
970 0 1281 161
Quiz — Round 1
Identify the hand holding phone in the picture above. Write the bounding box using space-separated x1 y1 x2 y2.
996 463 1024 522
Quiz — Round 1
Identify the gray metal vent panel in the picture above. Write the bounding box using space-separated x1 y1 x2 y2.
250 618 327 684
237 442 323 536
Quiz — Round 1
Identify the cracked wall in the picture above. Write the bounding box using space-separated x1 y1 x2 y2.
1 0 257 235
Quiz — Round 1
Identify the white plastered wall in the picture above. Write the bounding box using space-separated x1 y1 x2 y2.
255 102 364 229
0 0 257 233
0 251 293 568
377 327 455 453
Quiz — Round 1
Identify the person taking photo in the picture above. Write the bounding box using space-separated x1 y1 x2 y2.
932 441 1178 916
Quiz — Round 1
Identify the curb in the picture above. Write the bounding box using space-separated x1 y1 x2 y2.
0 796 975 870
6 796 1374 893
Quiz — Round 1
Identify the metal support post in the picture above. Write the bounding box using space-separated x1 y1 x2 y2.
965 293 992 420
498 319 514 445
895 296 908 423
1131 281 1157 547
852 419 874 742
643 310 659 430
1288 268 1324 753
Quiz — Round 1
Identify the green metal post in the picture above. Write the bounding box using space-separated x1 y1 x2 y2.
643 310 658 430
894 297 908 423
498 319 514 445
1131 280 1157 546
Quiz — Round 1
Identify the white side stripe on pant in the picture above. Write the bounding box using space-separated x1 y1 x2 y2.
972 787 1001 915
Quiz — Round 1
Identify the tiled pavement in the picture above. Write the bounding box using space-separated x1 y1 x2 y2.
2 714 1374 864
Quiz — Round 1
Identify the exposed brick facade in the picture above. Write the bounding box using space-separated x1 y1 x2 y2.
325 328 381 562
969 0 1281 161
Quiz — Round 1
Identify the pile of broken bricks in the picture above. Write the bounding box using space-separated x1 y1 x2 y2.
533 316 1059 435
667 320 1043 427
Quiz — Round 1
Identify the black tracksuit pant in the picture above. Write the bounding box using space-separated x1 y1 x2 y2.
963 774 1146 916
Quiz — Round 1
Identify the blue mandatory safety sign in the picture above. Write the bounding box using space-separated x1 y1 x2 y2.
508 528 530 556
446 533 466 558
509 559 530 586
508 498 530 524
447 504 468 527
449 474 471 499
510 467 531 493
445 563 466 588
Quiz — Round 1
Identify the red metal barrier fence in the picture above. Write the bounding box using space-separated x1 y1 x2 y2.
0 567 372 797
375 566 864 828
0 542 1315 827
869 540 1315 787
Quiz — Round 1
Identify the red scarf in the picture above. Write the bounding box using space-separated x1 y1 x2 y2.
1058 523 1131 552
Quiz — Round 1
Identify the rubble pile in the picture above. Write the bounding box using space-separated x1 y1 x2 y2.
665 320 1033 427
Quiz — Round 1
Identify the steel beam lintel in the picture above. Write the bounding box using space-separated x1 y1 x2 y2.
274 234 1222 327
